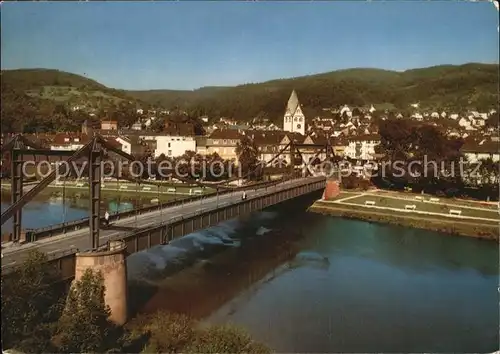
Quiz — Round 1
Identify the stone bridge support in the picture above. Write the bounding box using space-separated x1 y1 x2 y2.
74 240 128 325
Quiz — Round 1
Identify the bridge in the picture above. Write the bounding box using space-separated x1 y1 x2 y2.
1 175 325 271
1 133 335 325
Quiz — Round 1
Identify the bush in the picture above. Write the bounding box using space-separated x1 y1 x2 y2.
136 311 272 354
185 324 271 354
139 312 196 353
1 250 63 352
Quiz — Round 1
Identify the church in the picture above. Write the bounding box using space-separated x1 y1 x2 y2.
283 90 306 136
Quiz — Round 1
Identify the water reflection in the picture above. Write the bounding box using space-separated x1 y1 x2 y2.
126 196 498 353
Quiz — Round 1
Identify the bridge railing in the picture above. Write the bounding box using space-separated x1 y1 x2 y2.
105 175 325 246
23 174 302 241
1 247 79 275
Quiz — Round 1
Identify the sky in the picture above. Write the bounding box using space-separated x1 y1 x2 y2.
1 1 498 91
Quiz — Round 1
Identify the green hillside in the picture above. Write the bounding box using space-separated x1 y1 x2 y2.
1 69 149 133
1 68 144 108
128 86 232 110
127 63 499 122
1 63 497 133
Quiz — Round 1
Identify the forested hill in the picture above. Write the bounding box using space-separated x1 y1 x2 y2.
127 63 499 121
1 63 498 132
1 69 149 133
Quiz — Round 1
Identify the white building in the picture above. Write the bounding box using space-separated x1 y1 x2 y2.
458 117 472 128
412 113 424 121
461 140 499 164
283 90 306 136
344 134 381 160
339 105 352 118
115 136 132 155
472 117 486 127
149 135 196 158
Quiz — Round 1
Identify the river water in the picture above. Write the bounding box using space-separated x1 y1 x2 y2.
1 193 498 352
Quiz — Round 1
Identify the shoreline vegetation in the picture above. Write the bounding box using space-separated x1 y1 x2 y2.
308 201 499 242
1 250 272 353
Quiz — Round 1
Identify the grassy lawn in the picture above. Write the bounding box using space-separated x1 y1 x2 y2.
375 190 498 210
339 194 498 220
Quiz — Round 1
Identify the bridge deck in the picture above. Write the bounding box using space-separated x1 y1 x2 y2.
1 176 324 269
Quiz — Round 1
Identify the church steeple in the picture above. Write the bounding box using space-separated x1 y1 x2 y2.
286 90 300 115
283 90 305 136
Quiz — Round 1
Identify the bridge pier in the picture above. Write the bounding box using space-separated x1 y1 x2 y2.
74 240 128 325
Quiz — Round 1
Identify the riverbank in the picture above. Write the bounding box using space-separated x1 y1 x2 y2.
0 180 214 196
309 201 499 241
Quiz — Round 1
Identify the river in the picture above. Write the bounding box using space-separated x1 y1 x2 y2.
1 193 498 352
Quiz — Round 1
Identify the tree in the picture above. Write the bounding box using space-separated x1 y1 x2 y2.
185 324 271 354
235 135 261 180
140 312 196 353
57 269 118 353
376 120 466 192
1 250 63 352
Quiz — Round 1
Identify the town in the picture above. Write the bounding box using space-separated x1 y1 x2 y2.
1 89 498 180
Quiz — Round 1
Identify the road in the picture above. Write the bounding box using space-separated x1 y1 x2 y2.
1 176 323 268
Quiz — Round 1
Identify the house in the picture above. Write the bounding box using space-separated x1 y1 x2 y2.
164 122 197 136
101 120 118 131
344 134 381 160
131 122 142 131
471 116 486 127
277 132 304 165
115 136 133 155
114 135 149 156
153 135 196 158
283 90 306 136
461 139 499 164
50 133 90 151
144 117 156 128
206 129 242 163
332 137 347 157
250 131 284 166
412 113 424 121
300 134 328 164
458 117 472 128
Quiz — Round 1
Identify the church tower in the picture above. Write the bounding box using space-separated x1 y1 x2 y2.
283 90 305 135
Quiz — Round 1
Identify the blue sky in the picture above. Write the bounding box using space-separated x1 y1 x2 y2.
1 1 498 90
